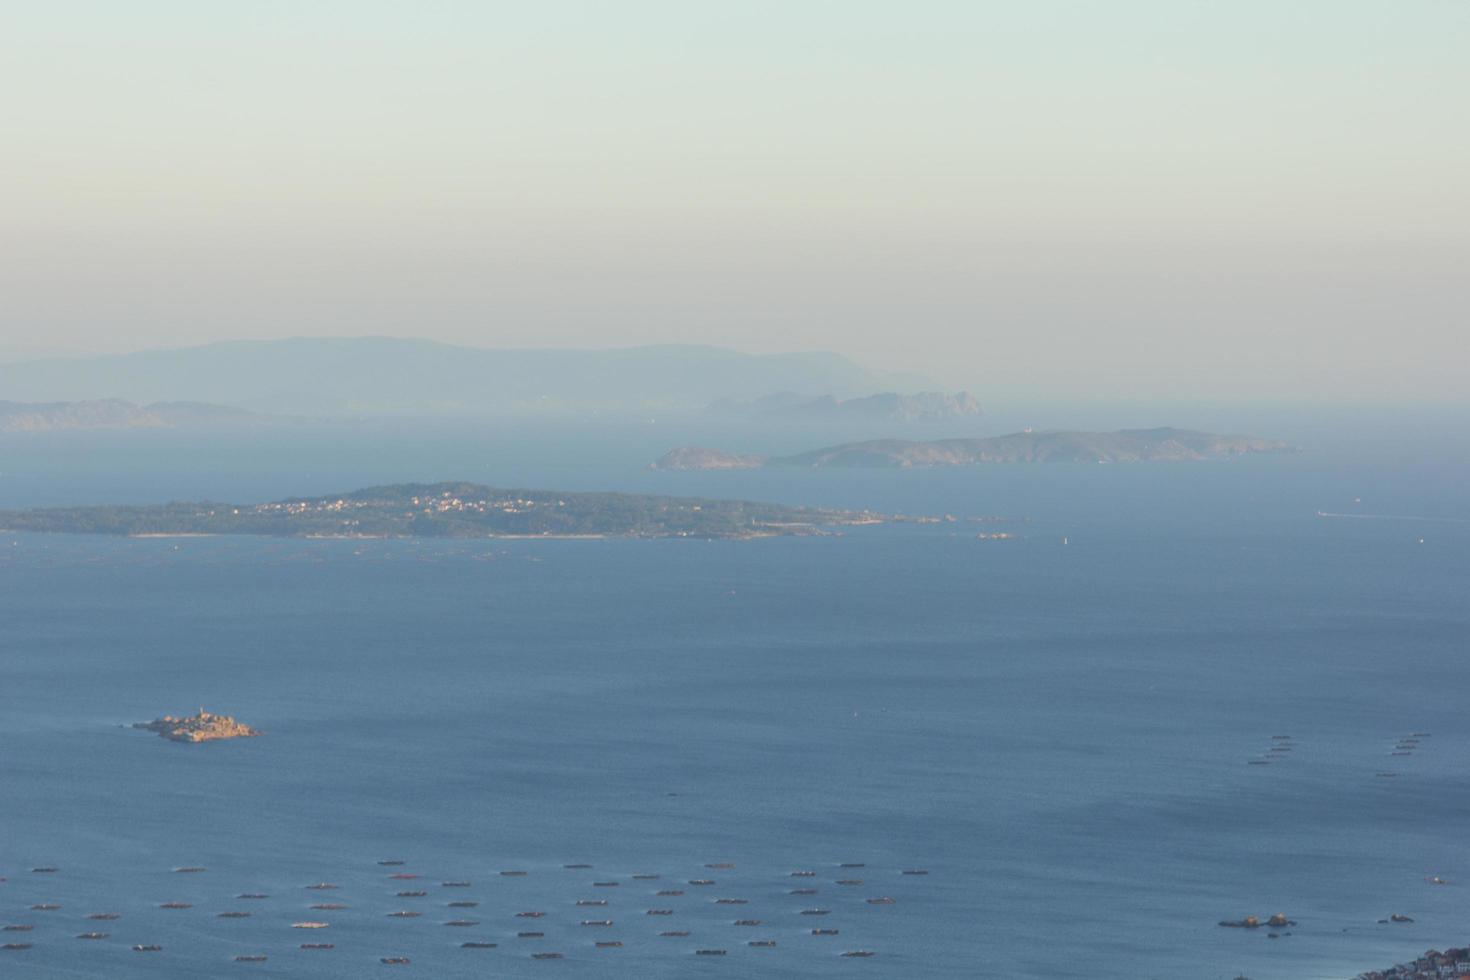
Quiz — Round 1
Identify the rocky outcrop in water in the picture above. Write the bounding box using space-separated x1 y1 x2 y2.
133 709 261 743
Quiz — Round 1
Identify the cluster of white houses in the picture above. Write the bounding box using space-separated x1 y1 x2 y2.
1355 947 1470 979
253 492 570 518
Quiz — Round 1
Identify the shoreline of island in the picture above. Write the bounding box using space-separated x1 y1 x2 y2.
0 482 895 541
1350 943 1470 979
651 426 1296 471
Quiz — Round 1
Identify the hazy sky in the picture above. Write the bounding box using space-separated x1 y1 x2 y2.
2 1 1466 399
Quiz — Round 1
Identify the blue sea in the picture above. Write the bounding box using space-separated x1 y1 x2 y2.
1 420 1468 978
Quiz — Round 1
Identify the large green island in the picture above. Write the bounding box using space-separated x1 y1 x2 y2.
0 482 886 540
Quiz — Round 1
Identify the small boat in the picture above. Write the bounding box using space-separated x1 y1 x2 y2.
580 919 613 926
396 890 428 897
811 928 839 936
695 949 727 956
705 862 735 869
1392 751 1414 757
447 901 479 908
441 881 471 888
310 904 348 910
1247 760 1272 766
30 904 61 911
563 863 593 869
631 873 659 880
87 913 121 920
133 944 163 952
3 926 33 933
2 943 33 951
461 941 497 948
388 873 420 880
299 943 334 949
734 919 762 926
900 869 929 876
530 952 563 959
381 957 410 965
842 950 876 957
790 870 816 877
238 893 269 900
839 863 866 868
516 911 546 918
31 867 59 874
646 909 673 915
305 883 338 890
749 940 777 947
790 888 818 895
801 909 831 916
595 941 623 948
217 911 252 918
77 932 109 940
656 890 685 897
292 922 329 929
387 911 421 918
234 954 267 962
660 931 690 937
837 879 863 886
173 866 207 873
518 931 545 938
714 898 748 905
576 900 607 907
500 870 528 877
445 920 479 927
592 881 619 887
866 897 896 905
687 879 714 886
378 860 406 866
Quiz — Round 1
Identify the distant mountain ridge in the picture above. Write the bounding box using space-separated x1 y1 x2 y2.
0 399 258 432
707 390 981 422
0 338 932 417
652 428 1296 470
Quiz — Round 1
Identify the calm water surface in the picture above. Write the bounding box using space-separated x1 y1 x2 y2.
2 445 1467 978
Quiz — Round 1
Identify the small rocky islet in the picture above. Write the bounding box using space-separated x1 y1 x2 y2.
132 709 261 743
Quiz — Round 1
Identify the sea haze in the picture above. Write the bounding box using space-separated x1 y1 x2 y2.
1 424 1468 978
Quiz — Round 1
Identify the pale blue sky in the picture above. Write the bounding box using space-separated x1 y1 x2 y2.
2 1 1466 398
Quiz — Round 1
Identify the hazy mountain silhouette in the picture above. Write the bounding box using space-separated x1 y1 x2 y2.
0 338 931 417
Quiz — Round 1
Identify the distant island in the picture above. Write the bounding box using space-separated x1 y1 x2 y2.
0 482 886 540
652 427 1296 470
134 709 261 743
655 447 770 471
707 390 981 423
0 399 268 433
